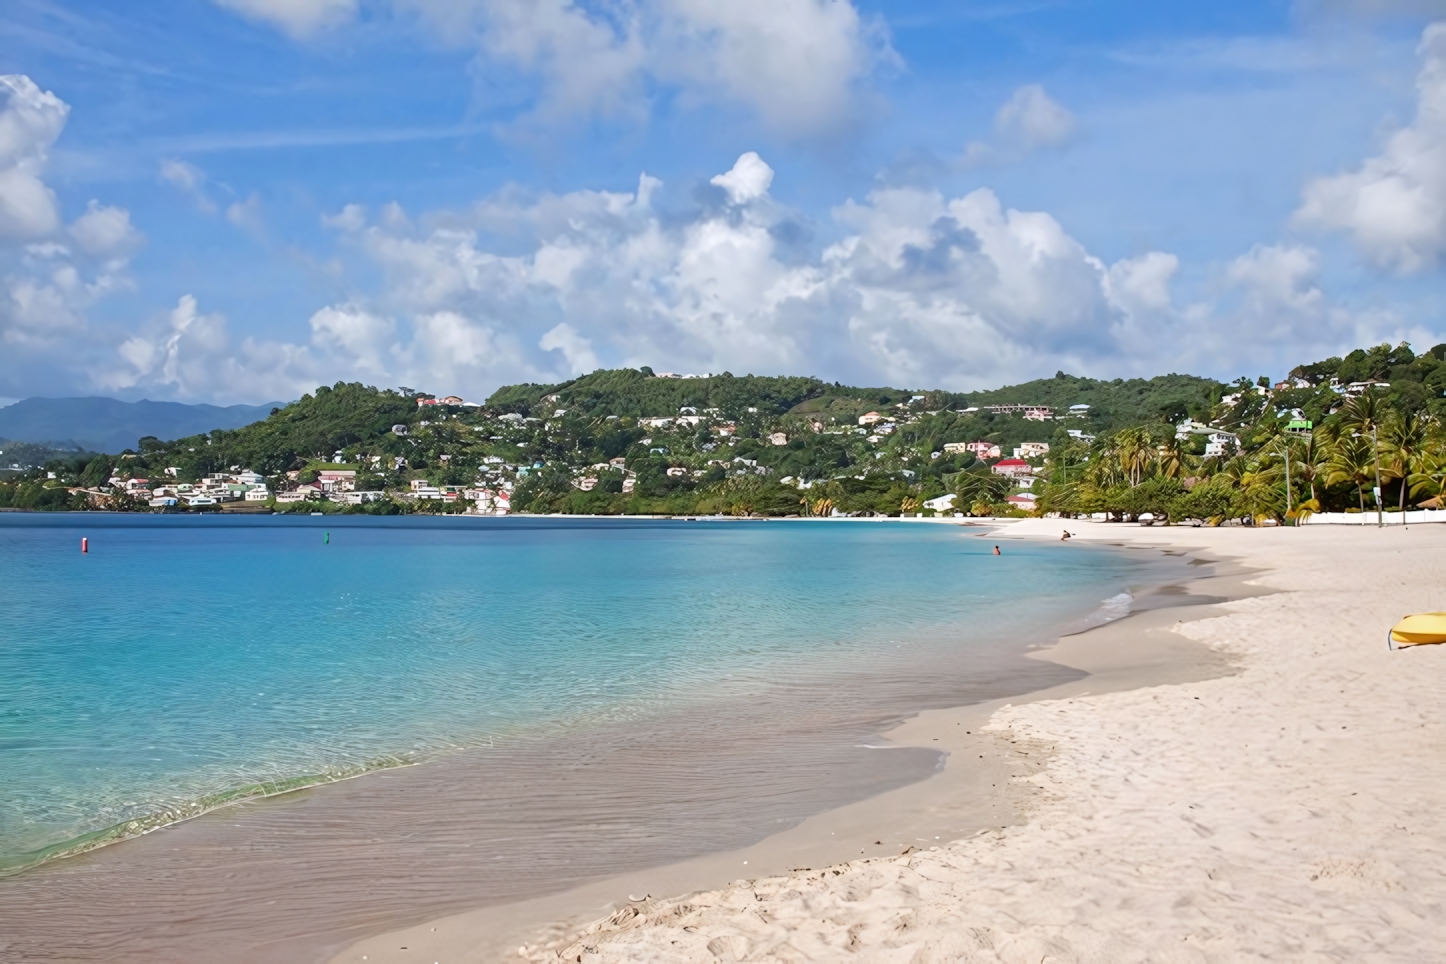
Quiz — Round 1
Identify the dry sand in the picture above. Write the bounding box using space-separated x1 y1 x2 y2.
337 518 1446 963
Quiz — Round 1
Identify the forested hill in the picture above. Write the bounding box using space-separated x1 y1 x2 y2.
484 369 945 420
485 368 1226 432
10 339 1446 522
966 372 1224 426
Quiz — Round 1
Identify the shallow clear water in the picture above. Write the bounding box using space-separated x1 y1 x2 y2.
0 515 1154 875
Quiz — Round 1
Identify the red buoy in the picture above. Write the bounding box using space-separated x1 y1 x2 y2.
81 537 88 554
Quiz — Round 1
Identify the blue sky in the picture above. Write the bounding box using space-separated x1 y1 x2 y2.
1 0 1443 404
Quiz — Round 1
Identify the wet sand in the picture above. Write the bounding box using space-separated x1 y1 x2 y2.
0 535 1179 963
473 520 1446 963
335 534 1247 963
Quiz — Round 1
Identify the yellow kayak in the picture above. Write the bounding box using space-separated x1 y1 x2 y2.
1390 613 1446 648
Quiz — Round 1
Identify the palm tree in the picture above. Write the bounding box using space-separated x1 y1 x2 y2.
1338 392 1389 513
1293 429 1333 505
1382 411 1432 513
1156 434 1188 480
1115 427 1153 487
1338 391 1387 435
1409 448 1446 504
1328 434 1376 514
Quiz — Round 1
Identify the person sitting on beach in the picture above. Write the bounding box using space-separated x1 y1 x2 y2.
1061 530 1071 541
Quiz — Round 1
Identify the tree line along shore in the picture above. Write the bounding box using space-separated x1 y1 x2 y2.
2 341 1444 523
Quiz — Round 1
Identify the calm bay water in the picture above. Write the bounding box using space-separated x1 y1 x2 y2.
0 515 1155 879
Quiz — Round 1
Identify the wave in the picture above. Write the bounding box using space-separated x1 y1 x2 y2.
1094 592 1135 623
0 754 419 878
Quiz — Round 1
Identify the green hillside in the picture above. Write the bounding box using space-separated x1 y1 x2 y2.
6 341 1446 522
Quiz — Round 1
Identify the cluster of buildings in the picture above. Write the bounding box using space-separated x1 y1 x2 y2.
133 469 271 508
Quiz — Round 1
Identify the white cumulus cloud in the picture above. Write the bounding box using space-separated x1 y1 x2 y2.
0 77 143 398
226 0 888 135
995 84 1077 150
1294 22 1446 273
539 322 600 375
964 84 1078 167
70 201 144 260
164 150 1389 400
36 148 1409 404
0 75 69 240
710 151 774 204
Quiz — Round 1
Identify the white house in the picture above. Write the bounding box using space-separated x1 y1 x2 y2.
335 491 383 504
243 487 271 502
858 412 884 426
1017 441 1050 459
769 432 788 446
317 470 356 493
1205 432 1239 458
149 496 178 508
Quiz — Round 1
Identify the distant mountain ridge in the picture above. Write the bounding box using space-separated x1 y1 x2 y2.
0 397 285 454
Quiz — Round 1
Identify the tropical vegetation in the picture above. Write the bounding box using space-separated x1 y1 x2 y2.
3 341 1445 524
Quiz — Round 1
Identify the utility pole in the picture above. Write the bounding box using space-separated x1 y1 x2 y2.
1372 423 1383 529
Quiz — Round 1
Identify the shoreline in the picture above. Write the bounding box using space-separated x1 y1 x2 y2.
332 528 1249 964
0 507 1021 524
0 524 1153 963
431 518 1446 963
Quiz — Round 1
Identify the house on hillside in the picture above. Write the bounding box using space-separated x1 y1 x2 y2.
318 470 356 493
769 432 788 446
335 491 383 504
858 412 884 426
1205 432 1239 458
1017 442 1050 459
966 441 1002 459
991 458 1032 478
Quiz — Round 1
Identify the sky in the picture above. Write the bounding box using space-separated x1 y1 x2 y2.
0 0 1444 405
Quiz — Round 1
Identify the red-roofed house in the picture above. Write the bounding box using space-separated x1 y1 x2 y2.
992 458 1032 478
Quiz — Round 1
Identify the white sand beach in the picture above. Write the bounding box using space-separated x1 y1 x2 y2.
338 519 1446 963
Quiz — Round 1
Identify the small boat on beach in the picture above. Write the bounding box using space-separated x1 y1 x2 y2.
1389 613 1446 648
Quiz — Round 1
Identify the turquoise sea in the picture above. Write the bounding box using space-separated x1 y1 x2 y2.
0 515 1158 881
